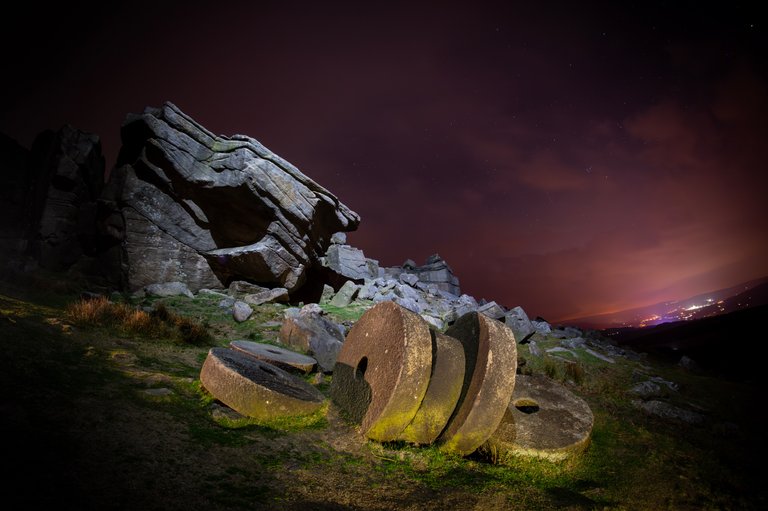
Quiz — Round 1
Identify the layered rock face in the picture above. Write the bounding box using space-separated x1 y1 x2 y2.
0 126 106 274
107 102 360 292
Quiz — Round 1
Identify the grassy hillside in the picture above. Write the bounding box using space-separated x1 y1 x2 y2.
1 278 765 510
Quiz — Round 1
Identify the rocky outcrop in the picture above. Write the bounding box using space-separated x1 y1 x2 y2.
0 127 107 276
106 102 360 293
382 254 460 296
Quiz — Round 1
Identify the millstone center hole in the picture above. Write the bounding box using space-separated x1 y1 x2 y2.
514 398 540 414
355 356 368 380
266 349 281 354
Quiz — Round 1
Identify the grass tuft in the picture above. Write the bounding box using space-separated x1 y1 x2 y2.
66 296 212 344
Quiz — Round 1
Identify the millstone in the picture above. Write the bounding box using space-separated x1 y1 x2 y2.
485 374 594 462
200 347 324 419
399 331 465 445
439 312 518 455
330 301 433 441
229 340 317 374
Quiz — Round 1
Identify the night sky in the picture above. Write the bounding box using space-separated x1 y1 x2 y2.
2 1 766 323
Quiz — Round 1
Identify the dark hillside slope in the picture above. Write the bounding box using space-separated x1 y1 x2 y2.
612 304 768 382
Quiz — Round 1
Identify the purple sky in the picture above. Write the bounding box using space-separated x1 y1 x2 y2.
2 1 766 322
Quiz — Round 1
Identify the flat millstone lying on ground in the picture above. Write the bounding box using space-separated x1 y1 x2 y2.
330 301 433 441
229 340 317 374
439 312 518 455
485 374 594 462
200 347 324 419
399 331 465 445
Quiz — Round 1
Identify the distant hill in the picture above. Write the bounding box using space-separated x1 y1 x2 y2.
607 303 768 382
568 276 768 329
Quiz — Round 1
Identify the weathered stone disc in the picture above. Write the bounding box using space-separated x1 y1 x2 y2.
399 331 465 445
200 347 324 419
439 312 518 455
485 374 594 462
330 301 432 441
230 340 317 374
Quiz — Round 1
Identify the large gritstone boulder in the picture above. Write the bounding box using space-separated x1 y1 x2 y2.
200 347 324 419
330 301 433 441
439 312 518 455
484 374 594 462
105 101 360 293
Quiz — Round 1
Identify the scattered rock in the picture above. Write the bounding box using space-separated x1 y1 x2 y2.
584 348 615 364
228 280 268 297
330 232 347 245
330 301 433 441
322 244 379 281
477 301 506 320
144 281 194 299
546 347 577 358
197 288 229 298
330 280 359 307
230 340 317 374
528 340 541 357
143 387 174 397
439 312 518 455
633 400 705 425
551 326 583 339
531 319 552 334
678 355 701 371
320 284 336 303
628 380 664 399
485 374 594 462
200 347 325 419
504 306 535 343
399 273 419 287
279 305 345 372
218 297 236 309
560 337 586 349
243 287 289 306
232 301 253 322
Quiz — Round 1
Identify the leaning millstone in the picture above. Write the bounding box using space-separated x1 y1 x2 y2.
330 301 433 441
232 301 253 322
330 280 359 307
200 347 325 419
439 312 518 455
399 331 465 445
484 374 594 462
230 340 317 374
